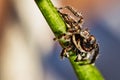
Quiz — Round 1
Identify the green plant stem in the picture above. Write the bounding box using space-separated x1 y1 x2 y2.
35 0 104 80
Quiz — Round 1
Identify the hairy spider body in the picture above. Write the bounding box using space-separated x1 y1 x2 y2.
55 6 99 64
72 30 99 63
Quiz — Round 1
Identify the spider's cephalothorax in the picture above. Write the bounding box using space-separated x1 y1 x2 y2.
54 6 99 64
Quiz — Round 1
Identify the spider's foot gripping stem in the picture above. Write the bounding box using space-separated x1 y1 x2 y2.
60 48 70 59
74 54 82 62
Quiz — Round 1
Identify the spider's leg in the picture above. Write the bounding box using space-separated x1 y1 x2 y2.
64 6 84 25
53 33 66 41
74 53 82 62
72 35 86 53
58 6 84 26
90 44 99 64
64 6 81 17
60 45 73 59
57 7 81 34
81 52 91 62
60 48 67 59
58 12 69 23
57 7 65 11
59 6 83 30
59 11 77 28
57 6 80 17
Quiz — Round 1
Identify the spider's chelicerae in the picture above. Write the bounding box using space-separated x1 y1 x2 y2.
55 6 99 64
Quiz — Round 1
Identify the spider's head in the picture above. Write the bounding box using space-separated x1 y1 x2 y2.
81 33 96 51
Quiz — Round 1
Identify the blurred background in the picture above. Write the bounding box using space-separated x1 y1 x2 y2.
0 0 120 80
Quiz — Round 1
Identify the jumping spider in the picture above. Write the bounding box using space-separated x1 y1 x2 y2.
55 6 99 64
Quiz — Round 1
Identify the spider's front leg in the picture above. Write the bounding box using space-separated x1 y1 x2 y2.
90 44 99 64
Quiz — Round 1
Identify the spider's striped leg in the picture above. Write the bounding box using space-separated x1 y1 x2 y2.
90 44 99 64
58 6 84 27
64 6 84 26
60 45 73 59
